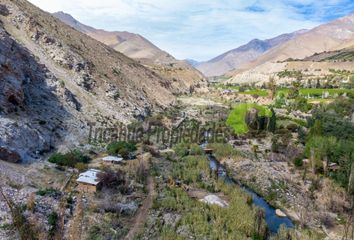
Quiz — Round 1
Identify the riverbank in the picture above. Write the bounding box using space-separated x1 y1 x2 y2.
217 140 349 240
206 153 295 234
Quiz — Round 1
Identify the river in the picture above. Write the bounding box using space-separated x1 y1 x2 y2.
207 153 294 234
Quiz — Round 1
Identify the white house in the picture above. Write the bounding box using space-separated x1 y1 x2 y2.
76 169 102 192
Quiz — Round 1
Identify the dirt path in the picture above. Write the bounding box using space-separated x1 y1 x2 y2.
124 176 156 240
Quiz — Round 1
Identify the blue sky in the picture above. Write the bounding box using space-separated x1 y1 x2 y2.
29 0 354 61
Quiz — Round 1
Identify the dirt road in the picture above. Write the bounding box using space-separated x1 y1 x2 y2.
124 176 156 240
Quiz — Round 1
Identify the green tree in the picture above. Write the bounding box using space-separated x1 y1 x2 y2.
288 81 300 99
268 108 276 133
267 76 277 99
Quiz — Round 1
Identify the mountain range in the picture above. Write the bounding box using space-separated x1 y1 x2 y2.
194 30 307 77
227 12 354 84
53 11 205 92
0 0 203 161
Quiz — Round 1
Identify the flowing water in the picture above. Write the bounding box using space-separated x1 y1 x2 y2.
207 153 294 234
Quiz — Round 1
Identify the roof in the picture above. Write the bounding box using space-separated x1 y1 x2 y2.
76 169 101 186
102 156 123 162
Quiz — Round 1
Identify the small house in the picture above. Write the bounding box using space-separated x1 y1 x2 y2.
102 155 124 164
76 169 102 192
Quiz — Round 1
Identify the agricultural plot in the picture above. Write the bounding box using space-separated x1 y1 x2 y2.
226 103 272 135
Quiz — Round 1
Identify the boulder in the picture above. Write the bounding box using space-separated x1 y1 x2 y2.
200 194 229 208
163 213 181 227
245 108 271 131
245 108 259 130
64 89 81 111
0 4 9 16
0 147 21 163
116 202 138 216
275 209 287 217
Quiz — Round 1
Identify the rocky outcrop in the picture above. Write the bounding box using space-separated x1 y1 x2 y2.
0 13 69 161
245 108 274 132
275 209 287 217
0 147 21 163
0 4 9 16
0 0 197 161
63 89 81 111
245 108 260 130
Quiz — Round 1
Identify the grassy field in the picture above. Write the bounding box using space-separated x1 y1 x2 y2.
215 84 354 97
213 85 269 97
277 88 354 97
226 103 272 135
307 98 335 104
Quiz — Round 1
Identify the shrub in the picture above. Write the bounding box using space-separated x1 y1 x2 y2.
286 123 298 132
189 144 203 155
294 157 303 167
48 211 58 238
74 162 87 171
293 96 311 112
97 169 126 189
36 188 60 197
106 141 137 157
4 200 39 240
207 143 241 160
48 150 90 168
174 143 190 158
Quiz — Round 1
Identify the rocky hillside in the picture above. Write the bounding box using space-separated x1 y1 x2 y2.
304 46 354 62
228 13 354 84
195 30 306 77
53 11 206 94
0 0 180 162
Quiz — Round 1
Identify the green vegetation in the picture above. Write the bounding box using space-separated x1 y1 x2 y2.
87 217 128 240
206 143 241 160
156 143 266 239
213 84 268 97
303 98 354 193
48 211 58 239
236 88 268 97
48 150 90 168
106 141 137 159
36 188 60 197
277 70 303 80
226 103 272 135
292 96 312 112
325 51 354 61
0 189 38 240
270 225 325 240
277 88 354 98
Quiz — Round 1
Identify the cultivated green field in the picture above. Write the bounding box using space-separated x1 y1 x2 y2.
213 85 268 96
215 84 354 98
277 88 354 97
226 103 272 135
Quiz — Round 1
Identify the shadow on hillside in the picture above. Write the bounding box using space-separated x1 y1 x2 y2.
0 22 73 162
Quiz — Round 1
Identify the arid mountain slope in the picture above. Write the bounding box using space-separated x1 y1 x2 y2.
53 11 175 64
229 13 354 84
195 30 306 77
0 0 177 161
53 12 206 93
304 47 354 62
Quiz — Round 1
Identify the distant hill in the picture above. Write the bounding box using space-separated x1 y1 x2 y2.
185 59 200 67
195 30 306 77
228 13 354 84
53 12 206 92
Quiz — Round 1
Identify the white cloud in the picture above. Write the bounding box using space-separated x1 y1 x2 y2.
28 0 353 61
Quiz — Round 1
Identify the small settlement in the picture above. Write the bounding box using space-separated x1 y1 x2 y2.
76 169 102 192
